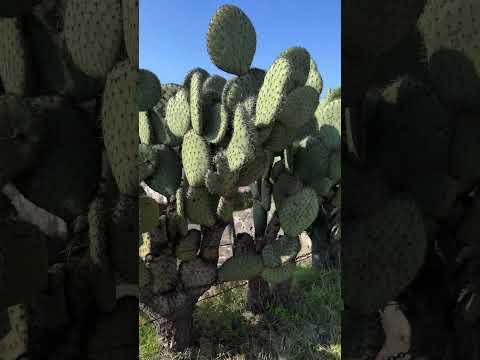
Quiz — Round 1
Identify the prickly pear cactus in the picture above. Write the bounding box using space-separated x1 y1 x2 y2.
343 1 480 358
138 3 339 352
0 1 138 358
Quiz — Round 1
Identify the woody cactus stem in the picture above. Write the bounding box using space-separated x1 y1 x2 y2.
140 221 227 351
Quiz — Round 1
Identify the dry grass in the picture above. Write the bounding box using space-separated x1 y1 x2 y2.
139 262 341 360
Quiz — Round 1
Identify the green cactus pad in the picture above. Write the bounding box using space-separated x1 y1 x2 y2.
139 143 156 181
138 69 162 111
176 187 186 217
101 60 137 195
261 244 282 268
165 87 191 138
273 235 301 265
0 220 48 310
203 102 229 144
0 18 29 95
278 187 319 237
343 197 427 315
147 110 178 146
140 196 160 235
175 229 201 261
206 5 256 75
277 86 319 129
153 83 181 118
315 98 341 151
205 152 239 196
255 47 311 128
139 111 154 144
218 255 264 282
263 123 291 153
202 75 227 102
145 145 182 197
183 68 209 89
418 0 480 109
64 0 123 78
222 68 265 111
237 149 271 186
182 130 211 187
23 12 101 100
167 210 188 241
226 102 257 172
305 57 323 95
190 69 209 134
184 186 216 226
293 136 330 183
180 258 217 288
262 262 296 284
122 0 139 67
309 177 335 199
88 196 109 268
272 172 303 210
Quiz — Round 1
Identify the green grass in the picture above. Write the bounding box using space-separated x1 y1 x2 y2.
139 263 341 360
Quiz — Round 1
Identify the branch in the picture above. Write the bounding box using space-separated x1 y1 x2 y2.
2 182 68 240
140 181 168 205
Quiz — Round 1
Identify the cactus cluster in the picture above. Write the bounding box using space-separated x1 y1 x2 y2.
138 3 341 351
0 1 138 359
342 0 480 358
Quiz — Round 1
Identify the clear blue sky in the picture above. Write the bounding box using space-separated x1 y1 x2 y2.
140 1 340 96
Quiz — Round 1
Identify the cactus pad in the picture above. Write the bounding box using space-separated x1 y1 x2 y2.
101 60 137 195
139 111 154 144
145 145 182 197
0 18 29 95
138 69 162 111
261 262 296 284
64 0 123 78
88 196 108 268
182 131 211 187
255 47 311 127
189 69 208 134
146 254 177 294
139 196 160 235
206 5 256 75
165 87 191 138
202 75 227 102
184 186 216 226
203 102 229 144
180 258 216 288
343 197 427 314
122 0 139 67
222 68 265 111
305 57 323 95
226 102 257 172
175 229 201 261
278 186 319 237
218 255 264 282
277 85 319 129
